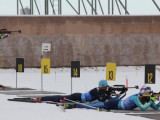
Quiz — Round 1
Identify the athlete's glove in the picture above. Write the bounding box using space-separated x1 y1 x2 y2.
99 96 107 102
150 96 158 102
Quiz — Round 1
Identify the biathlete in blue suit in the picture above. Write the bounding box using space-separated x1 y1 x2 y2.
65 84 160 111
34 80 119 102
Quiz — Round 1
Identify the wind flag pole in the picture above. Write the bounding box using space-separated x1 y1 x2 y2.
41 43 51 91
16 58 24 88
126 76 128 88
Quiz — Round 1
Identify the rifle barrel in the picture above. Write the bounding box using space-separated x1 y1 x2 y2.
0 30 21 34
127 85 139 89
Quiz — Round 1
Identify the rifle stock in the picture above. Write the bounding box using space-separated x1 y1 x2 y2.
152 92 160 97
107 85 139 99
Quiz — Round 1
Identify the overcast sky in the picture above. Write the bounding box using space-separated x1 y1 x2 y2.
0 0 160 15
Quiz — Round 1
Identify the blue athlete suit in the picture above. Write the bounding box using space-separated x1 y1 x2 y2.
76 94 160 110
81 87 111 102
41 87 110 102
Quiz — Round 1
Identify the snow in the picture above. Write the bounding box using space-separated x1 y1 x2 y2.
0 66 160 120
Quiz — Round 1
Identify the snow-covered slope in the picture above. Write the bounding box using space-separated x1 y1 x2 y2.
0 66 159 120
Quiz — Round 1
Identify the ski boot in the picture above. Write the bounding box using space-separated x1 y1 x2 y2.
33 97 42 102
63 104 76 109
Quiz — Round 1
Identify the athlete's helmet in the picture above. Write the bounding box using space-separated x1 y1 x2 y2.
139 84 152 94
99 80 108 87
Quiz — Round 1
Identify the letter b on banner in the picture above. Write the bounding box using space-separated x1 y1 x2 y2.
16 58 24 72
41 58 50 74
71 61 80 77
106 63 116 81
145 64 155 84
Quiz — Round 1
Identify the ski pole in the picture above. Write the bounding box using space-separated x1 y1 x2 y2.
63 97 97 110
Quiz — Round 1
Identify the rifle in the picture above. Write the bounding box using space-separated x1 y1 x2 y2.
0 29 21 34
141 92 160 102
107 85 139 99
151 92 160 97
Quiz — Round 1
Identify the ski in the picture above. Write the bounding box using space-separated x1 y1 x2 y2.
8 98 40 103
8 97 110 112
0 84 36 91
8 98 74 105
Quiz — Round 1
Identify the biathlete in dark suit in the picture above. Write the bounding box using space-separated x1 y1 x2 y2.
34 80 119 102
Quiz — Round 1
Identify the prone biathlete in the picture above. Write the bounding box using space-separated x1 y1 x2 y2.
34 80 120 103
64 84 160 110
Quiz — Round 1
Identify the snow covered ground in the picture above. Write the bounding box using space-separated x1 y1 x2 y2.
0 66 160 120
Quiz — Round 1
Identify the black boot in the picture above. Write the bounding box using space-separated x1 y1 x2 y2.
63 104 76 109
